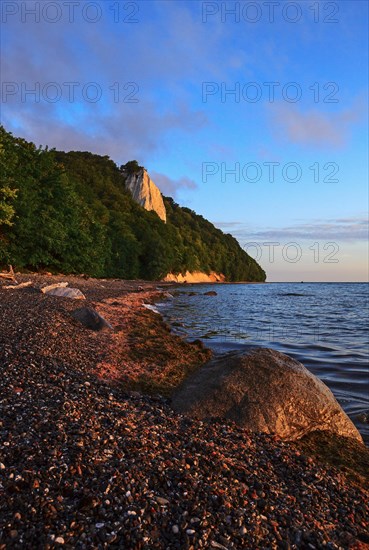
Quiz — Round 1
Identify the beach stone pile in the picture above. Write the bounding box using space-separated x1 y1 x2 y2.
0 278 368 548
1 366 369 549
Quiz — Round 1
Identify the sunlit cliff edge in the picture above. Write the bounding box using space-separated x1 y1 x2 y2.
122 166 167 223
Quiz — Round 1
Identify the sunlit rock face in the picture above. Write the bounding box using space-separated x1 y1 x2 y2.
172 348 363 443
124 169 166 223
164 272 226 283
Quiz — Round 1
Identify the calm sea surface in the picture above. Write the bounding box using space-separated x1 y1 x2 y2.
157 283 369 444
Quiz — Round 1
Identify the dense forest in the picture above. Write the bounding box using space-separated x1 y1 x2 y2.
0 126 266 281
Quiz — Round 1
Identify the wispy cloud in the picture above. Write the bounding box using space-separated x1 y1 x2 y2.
151 172 198 197
212 221 245 228
1 101 207 165
1 2 214 163
214 216 369 242
269 100 365 148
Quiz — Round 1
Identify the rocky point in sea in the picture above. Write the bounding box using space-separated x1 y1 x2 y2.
0 274 368 549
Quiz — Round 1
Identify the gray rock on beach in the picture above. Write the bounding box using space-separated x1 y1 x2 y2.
172 347 363 443
71 307 113 331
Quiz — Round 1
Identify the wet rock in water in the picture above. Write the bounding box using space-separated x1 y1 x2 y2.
191 339 206 349
204 290 217 296
357 412 369 424
279 292 306 297
71 307 113 331
43 286 86 300
172 348 363 443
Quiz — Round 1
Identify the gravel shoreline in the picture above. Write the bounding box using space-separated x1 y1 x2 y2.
1 275 368 549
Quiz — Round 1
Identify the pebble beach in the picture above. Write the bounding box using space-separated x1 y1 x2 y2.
1 275 368 549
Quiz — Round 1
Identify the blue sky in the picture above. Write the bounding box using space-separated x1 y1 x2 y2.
1 0 368 281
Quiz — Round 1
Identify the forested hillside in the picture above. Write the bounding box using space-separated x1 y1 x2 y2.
0 127 266 281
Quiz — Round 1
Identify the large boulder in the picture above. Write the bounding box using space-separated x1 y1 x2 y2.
71 307 113 331
172 348 363 443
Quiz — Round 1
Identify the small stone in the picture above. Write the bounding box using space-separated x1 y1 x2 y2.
190 517 201 524
186 529 195 536
172 525 179 535
240 526 247 536
358 532 369 543
211 542 228 550
55 537 65 544
155 496 170 505
10 530 18 539
0 462 5 470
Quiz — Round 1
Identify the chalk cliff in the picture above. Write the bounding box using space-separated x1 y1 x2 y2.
124 168 166 223
164 272 226 283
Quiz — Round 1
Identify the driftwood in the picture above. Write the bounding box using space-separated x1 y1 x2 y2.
41 282 69 294
0 266 17 283
4 281 32 290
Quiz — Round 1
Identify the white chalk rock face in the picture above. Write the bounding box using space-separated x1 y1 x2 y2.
125 169 166 223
